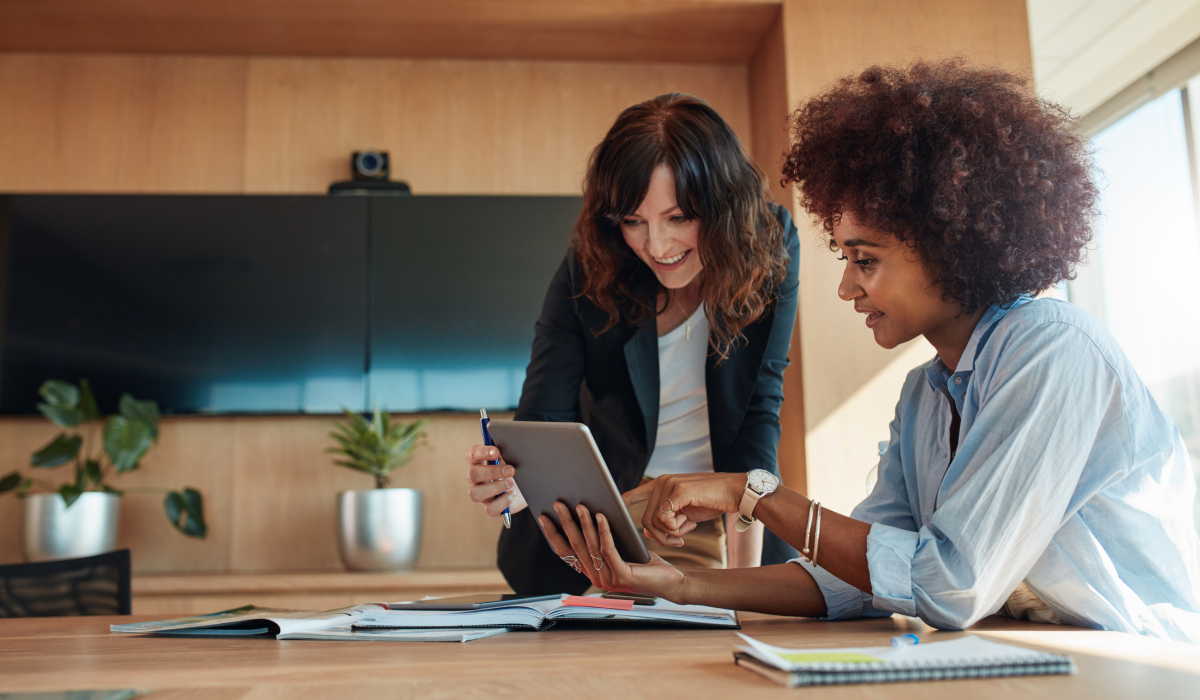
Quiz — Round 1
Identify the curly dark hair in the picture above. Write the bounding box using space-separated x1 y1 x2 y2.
782 58 1098 313
575 93 788 361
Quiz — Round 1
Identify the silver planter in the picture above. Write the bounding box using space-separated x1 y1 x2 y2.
23 492 121 562
337 488 423 571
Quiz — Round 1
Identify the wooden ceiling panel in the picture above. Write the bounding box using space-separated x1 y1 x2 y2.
0 0 781 64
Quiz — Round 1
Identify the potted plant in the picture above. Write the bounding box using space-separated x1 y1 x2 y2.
328 407 428 571
0 379 206 562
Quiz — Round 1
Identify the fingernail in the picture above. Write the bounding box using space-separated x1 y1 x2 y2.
502 466 514 476
508 492 515 501
505 478 516 489
576 505 585 516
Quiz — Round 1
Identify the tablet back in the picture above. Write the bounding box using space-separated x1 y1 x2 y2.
486 421 651 565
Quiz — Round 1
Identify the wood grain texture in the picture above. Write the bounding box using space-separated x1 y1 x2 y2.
0 53 752 195
782 0 1032 508
0 54 247 193
747 11 806 492
131 569 510 615
241 57 752 194
0 0 780 64
0 414 504 573
0 614 1196 698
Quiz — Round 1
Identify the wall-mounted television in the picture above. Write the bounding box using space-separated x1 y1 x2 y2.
0 194 579 414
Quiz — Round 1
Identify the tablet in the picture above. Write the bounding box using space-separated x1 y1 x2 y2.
485 421 651 565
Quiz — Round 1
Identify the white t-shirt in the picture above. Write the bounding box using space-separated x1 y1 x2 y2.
642 303 715 479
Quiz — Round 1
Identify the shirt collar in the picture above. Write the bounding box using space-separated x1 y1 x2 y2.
924 295 1034 395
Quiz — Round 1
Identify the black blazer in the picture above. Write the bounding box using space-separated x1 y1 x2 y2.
499 205 801 595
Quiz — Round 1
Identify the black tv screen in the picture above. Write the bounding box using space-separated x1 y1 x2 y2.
369 197 579 411
0 194 580 414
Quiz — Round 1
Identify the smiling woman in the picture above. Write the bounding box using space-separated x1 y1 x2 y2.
464 93 800 596
536 60 1200 644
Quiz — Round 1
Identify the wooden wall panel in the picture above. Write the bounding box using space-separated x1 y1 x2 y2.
747 12 807 492
242 57 752 194
0 413 503 572
0 54 247 193
0 53 751 196
0 1 781 65
782 0 1032 512
228 413 501 573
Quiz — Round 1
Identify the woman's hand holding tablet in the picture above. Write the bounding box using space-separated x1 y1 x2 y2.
538 503 684 596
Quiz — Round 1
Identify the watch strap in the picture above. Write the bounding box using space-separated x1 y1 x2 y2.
737 487 763 531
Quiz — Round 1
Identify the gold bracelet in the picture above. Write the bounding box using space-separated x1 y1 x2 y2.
812 503 823 568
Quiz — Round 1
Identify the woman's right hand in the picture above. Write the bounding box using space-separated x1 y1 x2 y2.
465 445 528 517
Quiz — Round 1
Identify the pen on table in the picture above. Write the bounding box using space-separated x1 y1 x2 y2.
479 409 511 529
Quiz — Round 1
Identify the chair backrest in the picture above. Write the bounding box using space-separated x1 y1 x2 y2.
0 549 131 617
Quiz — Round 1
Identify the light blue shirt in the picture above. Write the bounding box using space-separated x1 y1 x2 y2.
799 297 1200 642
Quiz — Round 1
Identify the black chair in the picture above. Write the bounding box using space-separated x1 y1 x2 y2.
0 549 131 617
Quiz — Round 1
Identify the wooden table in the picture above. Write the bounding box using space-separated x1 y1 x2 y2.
131 569 512 615
1 613 1196 699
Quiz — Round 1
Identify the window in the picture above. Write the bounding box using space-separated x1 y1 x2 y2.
1083 85 1200 533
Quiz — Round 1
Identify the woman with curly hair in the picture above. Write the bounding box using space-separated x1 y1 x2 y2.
465 93 799 595
540 60 1200 641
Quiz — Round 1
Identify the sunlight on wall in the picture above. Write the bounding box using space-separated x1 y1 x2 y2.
805 338 935 516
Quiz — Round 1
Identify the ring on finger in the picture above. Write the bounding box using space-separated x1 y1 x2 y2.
590 554 605 571
560 555 582 574
659 497 676 514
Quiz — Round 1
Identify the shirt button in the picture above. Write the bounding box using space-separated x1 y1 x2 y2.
953 377 962 385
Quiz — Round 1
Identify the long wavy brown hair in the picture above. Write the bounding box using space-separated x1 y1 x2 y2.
573 93 789 361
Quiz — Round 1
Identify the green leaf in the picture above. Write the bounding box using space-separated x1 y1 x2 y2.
58 483 83 508
37 403 83 428
118 394 161 440
39 380 79 408
32 434 82 467
0 472 20 494
77 379 101 423
165 488 206 539
103 416 153 472
83 459 103 488
327 408 428 484
17 478 32 496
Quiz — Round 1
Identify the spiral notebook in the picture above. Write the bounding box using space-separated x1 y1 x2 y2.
733 633 1075 688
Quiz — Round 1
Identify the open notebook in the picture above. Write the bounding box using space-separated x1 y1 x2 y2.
110 604 503 642
358 594 739 631
734 633 1075 687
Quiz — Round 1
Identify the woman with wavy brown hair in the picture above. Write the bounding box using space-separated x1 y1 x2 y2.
537 61 1200 641
464 93 800 595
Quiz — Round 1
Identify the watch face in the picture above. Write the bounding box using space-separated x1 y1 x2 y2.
747 470 779 494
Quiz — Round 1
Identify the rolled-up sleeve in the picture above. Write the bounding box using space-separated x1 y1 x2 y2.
862 322 1117 630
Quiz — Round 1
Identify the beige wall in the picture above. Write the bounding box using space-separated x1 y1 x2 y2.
781 0 1033 514
0 51 760 571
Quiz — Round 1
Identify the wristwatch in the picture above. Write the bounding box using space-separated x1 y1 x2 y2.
736 469 780 532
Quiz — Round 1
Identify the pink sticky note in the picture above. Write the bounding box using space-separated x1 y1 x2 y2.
562 595 634 611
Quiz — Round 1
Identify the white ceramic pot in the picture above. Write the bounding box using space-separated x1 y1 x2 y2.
23 492 121 562
337 488 423 571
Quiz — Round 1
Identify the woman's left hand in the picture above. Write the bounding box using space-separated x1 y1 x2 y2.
538 502 685 597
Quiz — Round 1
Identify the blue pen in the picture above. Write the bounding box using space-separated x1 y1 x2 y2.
480 409 511 529
891 634 919 647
